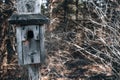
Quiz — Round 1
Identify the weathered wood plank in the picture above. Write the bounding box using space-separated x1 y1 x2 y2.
28 64 40 80
22 25 41 65
16 27 23 65
8 14 49 25
40 25 45 63
22 40 30 64
23 39 41 65
16 0 41 14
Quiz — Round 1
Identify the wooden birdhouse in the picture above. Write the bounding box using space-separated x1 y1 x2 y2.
9 13 49 65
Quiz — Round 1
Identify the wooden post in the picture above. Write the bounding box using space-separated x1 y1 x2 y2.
8 0 49 80
28 64 40 80
16 0 42 80
27 25 45 80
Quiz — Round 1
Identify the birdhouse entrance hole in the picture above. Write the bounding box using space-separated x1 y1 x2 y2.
27 30 34 40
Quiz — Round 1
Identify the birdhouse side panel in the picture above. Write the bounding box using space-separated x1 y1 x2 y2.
16 27 23 65
39 25 46 63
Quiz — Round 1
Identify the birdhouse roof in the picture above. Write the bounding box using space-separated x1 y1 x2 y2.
8 13 49 25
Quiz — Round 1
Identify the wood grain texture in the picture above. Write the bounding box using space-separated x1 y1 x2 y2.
16 25 45 65
16 26 23 65
28 64 41 80
22 25 41 64
40 25 46 63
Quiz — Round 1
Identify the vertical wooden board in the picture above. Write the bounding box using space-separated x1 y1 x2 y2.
21 26 28 41
34 0 42 13
22 25 41 65
22 41 41 65
31 39 40 64
33 25 40 40
28 26 40 64
28 64 40 80
39 25 46 63
16 27 23 65
22 41 31 64
26 39 40 64
16 0 41 14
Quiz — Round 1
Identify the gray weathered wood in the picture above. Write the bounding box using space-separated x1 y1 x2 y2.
16 27 23 65
28 64 41 80
21 25 41 65
8 14 49 25
40 25 45 63
23 39 41 64
16 0 41 14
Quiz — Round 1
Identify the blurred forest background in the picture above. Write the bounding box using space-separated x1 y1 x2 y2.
0 0 120 80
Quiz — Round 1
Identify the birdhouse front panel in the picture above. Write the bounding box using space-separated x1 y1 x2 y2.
16 25 44 65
